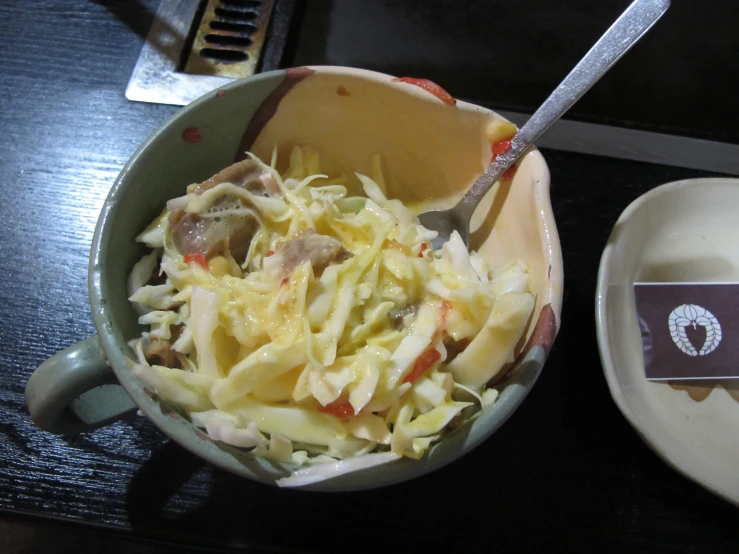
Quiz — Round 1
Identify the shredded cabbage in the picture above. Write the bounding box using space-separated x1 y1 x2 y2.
128 147 535 486
276 452 401 488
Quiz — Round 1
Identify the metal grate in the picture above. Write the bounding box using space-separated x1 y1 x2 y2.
126 0 293 106
184 0 276 78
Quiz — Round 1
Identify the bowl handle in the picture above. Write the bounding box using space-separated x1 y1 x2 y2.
25 336 138 434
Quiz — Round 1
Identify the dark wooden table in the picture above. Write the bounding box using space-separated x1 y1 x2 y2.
1 1 737 552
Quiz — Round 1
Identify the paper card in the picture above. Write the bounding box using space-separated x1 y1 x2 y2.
633 283 739 380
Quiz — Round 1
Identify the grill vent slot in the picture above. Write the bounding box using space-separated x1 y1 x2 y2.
209 20 257 33
184 0 276 76
199 48 249 62
213 8 258 20
203 34 253 47
219 0 262 7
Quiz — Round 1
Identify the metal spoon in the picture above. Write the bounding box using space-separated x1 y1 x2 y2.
418 0 671 250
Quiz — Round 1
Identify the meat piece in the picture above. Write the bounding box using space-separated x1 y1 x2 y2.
169 161 273 265
145 338 182 369
389 303 418 329
444 337 471 364
225 218 257 265
169 210 257 265
186 159 278 196
263 229 352 279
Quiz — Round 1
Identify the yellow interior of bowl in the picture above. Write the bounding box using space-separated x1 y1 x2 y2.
251 67 559 367
252 70 491 204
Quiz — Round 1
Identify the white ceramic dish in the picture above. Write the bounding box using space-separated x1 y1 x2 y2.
596 177 739 506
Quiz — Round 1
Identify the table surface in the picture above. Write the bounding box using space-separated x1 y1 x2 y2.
2 1 738 553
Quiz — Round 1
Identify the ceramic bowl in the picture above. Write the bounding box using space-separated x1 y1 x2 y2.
27 66 563 490
596 177 739 506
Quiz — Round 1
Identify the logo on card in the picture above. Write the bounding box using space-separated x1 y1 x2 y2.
668 304 722 357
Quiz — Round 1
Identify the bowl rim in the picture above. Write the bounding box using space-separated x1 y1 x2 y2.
89 65 563 490
595 176 739 507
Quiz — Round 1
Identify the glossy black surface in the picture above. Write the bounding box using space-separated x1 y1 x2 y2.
1 1 738 552
291 0 739 143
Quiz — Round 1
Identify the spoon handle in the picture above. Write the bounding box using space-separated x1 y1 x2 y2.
456 0 670 217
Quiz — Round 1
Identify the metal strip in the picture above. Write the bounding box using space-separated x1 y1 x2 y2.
491 108 739 176
126 0 233 106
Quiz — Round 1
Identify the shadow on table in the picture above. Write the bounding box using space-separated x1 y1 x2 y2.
92 0 156 41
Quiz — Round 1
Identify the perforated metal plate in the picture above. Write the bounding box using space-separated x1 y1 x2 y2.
126 0 289 106
184 0 276 78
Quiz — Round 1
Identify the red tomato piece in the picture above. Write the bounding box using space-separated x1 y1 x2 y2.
317 400 355 418
392 77 456 106
492 139 512 155
403 347 442 384
490 138 514 163
183 253 208 268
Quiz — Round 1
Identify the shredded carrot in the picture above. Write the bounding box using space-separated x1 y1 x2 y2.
317 400 355 418
403 347 442 384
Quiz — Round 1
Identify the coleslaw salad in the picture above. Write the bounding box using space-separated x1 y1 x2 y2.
127 146 534 486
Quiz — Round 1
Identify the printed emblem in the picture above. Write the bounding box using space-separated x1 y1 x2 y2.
668 304 722 356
